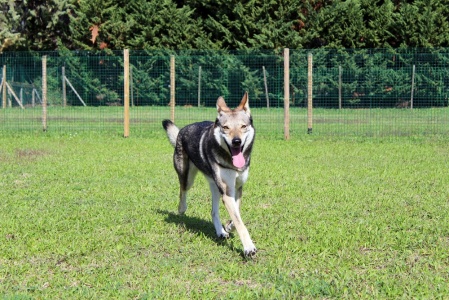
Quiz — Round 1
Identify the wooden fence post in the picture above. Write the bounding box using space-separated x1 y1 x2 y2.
198 66 201 107
2 65 6 109
32 88 35 107
62 66 67 107
263 66 269 109
64 76 86 106
283 48 290 140
42 56 47 131
410 64 415 110
170 55 175 122
338 65 342 109
307 53 313 134
124 49 130 138
4 82 24 109
130 65 134 107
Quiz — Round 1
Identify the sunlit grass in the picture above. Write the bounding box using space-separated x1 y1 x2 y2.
1 105 449 137
0 132 448 298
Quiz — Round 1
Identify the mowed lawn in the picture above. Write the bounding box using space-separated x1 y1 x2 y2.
0 131 448 299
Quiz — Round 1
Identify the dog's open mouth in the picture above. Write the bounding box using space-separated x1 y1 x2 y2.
230 146 245 168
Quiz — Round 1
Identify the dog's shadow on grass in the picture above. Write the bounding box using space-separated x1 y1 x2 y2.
156 209 241 255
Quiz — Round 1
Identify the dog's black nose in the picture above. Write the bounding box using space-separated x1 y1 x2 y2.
232 138 242 146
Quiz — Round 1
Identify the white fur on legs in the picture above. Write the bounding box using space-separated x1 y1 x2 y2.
224 187 242 233
208 179 229 238
221 193 256 257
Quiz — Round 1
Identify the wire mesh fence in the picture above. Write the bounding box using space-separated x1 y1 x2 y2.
1 49 448 137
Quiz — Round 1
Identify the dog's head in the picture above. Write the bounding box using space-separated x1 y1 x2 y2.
214 92 255 168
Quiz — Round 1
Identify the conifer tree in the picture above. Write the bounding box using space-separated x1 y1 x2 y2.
392 0 449 47
0 0 73 51
68 0 213 51
298 0 396 48
180 0 304 49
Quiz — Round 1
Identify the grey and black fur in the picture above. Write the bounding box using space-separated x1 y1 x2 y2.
162 92 257 257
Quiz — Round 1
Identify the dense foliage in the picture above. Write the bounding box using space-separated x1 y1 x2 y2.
1 1 449 108
2 0 449 51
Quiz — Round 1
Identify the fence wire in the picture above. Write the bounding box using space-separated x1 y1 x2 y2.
1 49 448 137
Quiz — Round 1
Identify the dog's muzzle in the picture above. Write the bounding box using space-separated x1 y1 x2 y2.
232 137 242 147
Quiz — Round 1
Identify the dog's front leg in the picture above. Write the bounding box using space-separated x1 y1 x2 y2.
208 179 229 238
224 186 242 233
222 193 257 257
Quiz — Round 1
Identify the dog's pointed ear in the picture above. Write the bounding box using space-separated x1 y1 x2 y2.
216 96 230 115
237 92 250 114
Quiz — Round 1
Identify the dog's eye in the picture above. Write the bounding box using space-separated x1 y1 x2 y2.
222 126 229 130
241 125 247 129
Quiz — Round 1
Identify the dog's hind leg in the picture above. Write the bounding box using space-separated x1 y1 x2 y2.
176 156 198 215
208 179 229 238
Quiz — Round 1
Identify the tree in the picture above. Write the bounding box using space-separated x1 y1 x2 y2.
179 0 305 49
0 0 73 51
68 0 213 51
298 0 395 49
297 0 449 49
392 0 449 47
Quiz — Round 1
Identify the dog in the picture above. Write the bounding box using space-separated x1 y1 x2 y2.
162 92 257 257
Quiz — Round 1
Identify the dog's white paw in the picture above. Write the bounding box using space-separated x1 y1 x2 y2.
244 248 257 258
219 233 230 239
244 246 257 258
218 228 230 239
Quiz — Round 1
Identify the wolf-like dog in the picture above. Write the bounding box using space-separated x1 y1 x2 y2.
162 92 257 257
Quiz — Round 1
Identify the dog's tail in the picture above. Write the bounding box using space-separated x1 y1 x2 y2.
162 119 179 147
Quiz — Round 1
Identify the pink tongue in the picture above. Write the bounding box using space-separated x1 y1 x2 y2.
231 148 245 168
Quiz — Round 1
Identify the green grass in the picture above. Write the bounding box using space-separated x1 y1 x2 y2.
1 131 448 299
1 105 449 137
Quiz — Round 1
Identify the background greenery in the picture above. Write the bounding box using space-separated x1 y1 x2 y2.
1 48 449 109
2 1 449 109
2 0 449 51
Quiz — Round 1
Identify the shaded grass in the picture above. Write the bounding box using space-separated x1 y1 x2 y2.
0 132 448 298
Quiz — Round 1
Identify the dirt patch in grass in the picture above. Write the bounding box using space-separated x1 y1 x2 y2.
15 149 49 161
0 151 9 162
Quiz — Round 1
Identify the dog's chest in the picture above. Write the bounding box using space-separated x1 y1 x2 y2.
219 167 250 188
